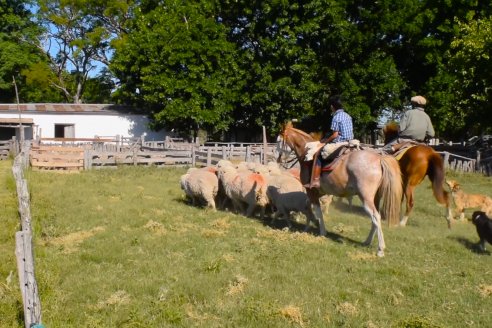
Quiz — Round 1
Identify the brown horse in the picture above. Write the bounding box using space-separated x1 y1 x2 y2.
383 122 451 227
277 122 403 257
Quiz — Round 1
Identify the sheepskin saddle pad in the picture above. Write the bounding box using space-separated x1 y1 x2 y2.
304 139 361 161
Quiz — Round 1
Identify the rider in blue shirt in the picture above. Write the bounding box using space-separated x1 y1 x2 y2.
306 95 354 188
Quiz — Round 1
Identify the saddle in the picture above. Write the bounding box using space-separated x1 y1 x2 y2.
305 140 362 172
391 140 424 160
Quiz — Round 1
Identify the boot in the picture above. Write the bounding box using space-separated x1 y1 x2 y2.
304 161 322 189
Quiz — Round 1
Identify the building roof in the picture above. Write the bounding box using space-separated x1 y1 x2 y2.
0 103 136 115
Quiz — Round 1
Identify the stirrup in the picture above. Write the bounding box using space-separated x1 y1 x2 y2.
303 179 320 189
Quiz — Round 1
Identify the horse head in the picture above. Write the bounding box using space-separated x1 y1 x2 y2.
277 121 315 163
383 122 399 144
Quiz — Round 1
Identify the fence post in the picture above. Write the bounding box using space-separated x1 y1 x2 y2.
222 146 227 159
133 147 138 166
15 231 42 328
476 151 481 171
207 148 212 166
13 153 43 328
443 152 450 169
191 146 196 166
245 146 251 162
84 149 91 170
262 125 267 164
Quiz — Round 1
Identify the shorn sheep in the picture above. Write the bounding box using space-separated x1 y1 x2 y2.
180 168 219 210
217 165 269 218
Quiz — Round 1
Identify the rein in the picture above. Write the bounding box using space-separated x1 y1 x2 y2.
280 155 299 169
278 134 299 169
278 126 312 167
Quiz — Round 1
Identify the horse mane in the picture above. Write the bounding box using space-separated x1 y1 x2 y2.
383 122 399 143
283 121 315 141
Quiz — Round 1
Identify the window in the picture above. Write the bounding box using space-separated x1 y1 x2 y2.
54 124 75 138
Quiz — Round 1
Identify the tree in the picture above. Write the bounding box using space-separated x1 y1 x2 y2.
219 0 407 136
431 17 492 138
0 0 55 102
34 0 133 103
111 2 245 137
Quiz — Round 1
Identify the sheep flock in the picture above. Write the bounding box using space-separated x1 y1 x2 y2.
180 160 332 232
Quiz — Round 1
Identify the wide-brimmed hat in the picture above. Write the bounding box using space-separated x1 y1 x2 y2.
410 95 426 106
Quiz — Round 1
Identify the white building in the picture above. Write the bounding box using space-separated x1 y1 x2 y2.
0 104 168 141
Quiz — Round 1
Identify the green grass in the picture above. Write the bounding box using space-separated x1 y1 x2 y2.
1 164 492 327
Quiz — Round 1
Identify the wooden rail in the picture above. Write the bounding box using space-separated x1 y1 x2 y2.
17 137 492 175
440 151 476 173
30 146 84 171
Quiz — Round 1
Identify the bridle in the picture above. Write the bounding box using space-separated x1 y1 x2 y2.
276 133 299 169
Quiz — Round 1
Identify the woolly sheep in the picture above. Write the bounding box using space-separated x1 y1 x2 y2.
180 169 219 210
266 174 316 230
217 165 269 218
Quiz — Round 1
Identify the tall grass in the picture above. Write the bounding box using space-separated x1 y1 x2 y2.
1 163 492 327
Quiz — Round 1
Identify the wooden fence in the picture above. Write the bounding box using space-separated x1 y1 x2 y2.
192 144 278 167
0 136 489 174
440 151 476 173
30 145 85 171
24 137 278 170
0 139 13 160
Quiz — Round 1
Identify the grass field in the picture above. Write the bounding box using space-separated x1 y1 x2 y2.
1 160 492 327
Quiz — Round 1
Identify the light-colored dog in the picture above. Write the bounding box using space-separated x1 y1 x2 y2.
445 180 492 221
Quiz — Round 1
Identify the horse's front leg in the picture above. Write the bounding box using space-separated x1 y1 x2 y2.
306 189 326 236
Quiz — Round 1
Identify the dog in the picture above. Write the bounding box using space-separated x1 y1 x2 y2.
445 179 492 220
471 211 492 252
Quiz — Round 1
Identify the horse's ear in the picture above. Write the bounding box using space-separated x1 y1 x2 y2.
309 131 322 141
387 121 399 130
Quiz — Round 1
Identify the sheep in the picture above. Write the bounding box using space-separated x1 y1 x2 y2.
217 165 269 218
266 173 316 230
180 168 219 210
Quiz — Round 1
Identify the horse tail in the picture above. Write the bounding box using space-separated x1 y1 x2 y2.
378 155 403 227
427 151 449 207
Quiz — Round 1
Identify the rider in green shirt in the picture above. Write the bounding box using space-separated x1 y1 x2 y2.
383 95 435 153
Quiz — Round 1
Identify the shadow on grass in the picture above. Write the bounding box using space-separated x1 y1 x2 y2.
176 196 369 247
254 213 364 247
450 236 491 255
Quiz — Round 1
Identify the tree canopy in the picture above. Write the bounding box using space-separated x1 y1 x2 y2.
1 0 491 141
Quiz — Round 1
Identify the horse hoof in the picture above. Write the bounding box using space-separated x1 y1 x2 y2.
377 250 385 257
362 241 371 247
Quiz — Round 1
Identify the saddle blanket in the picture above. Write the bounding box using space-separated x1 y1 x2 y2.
305 139 361 161
394 144 416 161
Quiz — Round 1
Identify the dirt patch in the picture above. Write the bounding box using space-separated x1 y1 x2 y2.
226 275 248 296
144 220 167 236
185 303 219 322
256 229 325 244
347 250 377 261
168 222 198 234
332 223 356 234
201 229 226 238
96 290 130 309
45 226 105 253
478 284 492 297
222 253 236 263
210 218 231 230
279 305 305 327
336 301 358 316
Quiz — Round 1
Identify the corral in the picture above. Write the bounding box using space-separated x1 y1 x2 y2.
1 154 492 327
